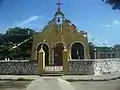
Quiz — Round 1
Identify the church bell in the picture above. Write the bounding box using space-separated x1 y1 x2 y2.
57 18 60 22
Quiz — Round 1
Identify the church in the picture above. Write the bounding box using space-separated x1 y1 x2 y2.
31 1 90 66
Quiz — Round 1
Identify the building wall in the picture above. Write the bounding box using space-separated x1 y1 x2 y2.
68 59 120 75
0 60 37 75
94 45 120 59
69 60 94 75
0 59 120 75
114 51 120 58
31 21 90 61
95 50 116 59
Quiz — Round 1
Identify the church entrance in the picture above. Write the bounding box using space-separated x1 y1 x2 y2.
71 42 84 59
54 43 64 66
37 44 49 66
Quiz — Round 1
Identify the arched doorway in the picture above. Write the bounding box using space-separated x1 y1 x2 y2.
71 42 84 59
37 44 49 66
54 43 64 66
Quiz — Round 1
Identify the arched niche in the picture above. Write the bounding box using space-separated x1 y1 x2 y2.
54 43 64 66
71 42 85 59
37 43 49 66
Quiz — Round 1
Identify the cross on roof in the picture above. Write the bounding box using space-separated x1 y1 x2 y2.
56 0 62 12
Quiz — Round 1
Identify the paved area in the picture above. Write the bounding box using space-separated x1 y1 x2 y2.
0 80 120 90
0 72 120 90
71 79 120 90
0 72 120 81
0 81 27 90
62 72 120 81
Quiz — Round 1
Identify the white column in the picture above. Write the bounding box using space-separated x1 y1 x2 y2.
94 48 97 59
52 49 54 65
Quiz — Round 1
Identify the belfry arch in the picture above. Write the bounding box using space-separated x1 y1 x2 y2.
37 43 49 66
71 42 85 59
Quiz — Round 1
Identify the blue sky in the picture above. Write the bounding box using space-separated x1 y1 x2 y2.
0 0 120 46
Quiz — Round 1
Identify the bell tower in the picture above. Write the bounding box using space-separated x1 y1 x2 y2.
55 0 64 25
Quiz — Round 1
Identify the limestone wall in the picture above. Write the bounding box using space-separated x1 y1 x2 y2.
94 58 120 75
0 60 38 75
0 59 120 75
69 58 120 75
68 60 94 75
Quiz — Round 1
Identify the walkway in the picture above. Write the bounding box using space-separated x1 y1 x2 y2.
0 72 120 81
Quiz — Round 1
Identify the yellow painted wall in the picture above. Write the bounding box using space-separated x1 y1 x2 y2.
31 16 90 61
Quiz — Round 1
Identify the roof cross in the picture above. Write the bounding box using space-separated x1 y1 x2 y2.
56 0 62 12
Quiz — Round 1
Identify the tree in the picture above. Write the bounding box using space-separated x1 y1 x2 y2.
102 0 120 10
0 27 35 60
6 27 35 35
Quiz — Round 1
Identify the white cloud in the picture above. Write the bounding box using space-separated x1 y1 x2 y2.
112 20 120 27
113 20 120 26
14 15 44 27
104 40 109 44
105 24 111 27
105 20 120 28
87 33 101 45
99 40 112 47
87 33 111 46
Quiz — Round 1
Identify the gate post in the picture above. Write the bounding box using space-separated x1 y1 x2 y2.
63 46 69 74
38 45 45 75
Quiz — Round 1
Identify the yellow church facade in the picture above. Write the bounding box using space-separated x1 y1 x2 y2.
31 4 90 66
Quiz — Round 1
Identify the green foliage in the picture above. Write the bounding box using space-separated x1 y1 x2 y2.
0 27 35 60
96 46 113 52
102 0 120 10
6 27 35 35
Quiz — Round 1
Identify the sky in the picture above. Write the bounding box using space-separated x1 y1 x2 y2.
0 0 120 46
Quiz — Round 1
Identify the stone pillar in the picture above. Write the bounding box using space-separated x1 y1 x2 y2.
51 48 54 65
35 49 37 60
94 48 97 59
49 47 53 65
38 45 45 75
68 48 72 60
63 47 69 74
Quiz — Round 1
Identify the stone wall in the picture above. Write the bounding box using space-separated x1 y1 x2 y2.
94 58 120 75
0 59 120 75
68 60 94 75
68 58 120 75
0 60 38 75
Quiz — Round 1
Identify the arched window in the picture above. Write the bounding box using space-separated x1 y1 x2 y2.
71 43 84 59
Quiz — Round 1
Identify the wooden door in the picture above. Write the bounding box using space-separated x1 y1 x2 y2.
54 43 64 66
